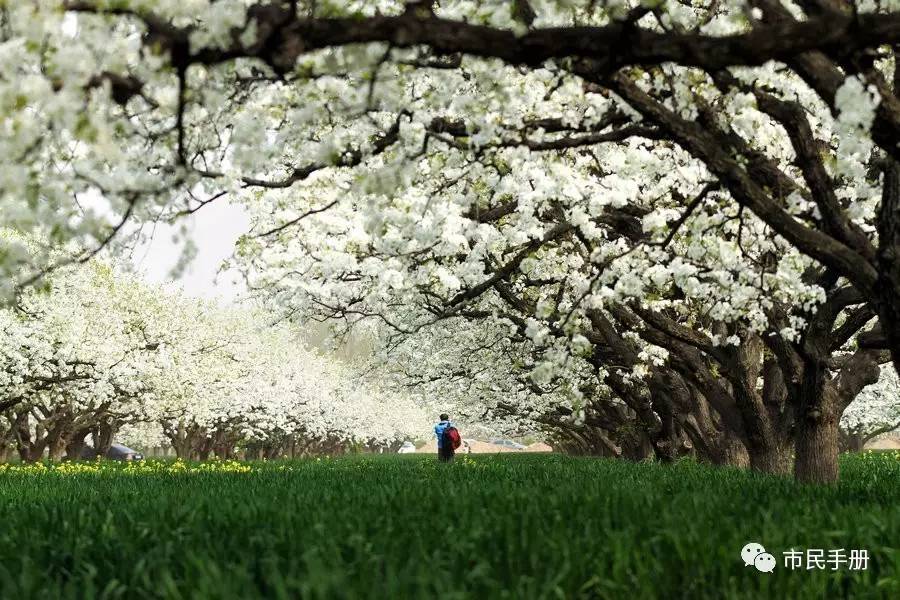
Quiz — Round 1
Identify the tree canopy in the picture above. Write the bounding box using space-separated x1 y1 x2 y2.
4 0 900 480
0 250 427 461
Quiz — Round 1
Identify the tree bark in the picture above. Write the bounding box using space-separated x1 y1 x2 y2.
93 421 116 457
19 444 45 462
748 441 793 475
47 435 67 461
651 393 679 463
794 409 840 484
717 436 751 468
65 428 92 460
875 69 900 376
794 362 840 484
840 431 866 452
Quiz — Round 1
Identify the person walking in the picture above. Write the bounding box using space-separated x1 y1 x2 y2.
435 413 460 462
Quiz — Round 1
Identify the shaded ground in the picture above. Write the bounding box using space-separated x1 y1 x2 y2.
419 439 552 454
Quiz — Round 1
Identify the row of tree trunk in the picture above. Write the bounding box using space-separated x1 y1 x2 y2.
159 420 404 461
0 407 119 463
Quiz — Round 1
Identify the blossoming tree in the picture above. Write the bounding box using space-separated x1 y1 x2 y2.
840 365 900 451
4 1 900 482
0 258 427 461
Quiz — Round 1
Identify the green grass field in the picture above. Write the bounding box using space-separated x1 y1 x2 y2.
0 453 897 599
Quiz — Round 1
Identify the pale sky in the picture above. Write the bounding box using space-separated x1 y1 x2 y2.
125 198 371 359
129 201 250 303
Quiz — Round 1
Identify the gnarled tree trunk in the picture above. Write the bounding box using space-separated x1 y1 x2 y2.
794 360 839 484
65 427 92 460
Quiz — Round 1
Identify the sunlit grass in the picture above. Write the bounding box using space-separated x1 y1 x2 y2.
0 453 896 599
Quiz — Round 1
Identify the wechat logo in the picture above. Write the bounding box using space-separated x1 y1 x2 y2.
741 542 776 573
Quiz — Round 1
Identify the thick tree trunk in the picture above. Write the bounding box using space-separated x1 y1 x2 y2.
214 443 234 460
47 436 67 461
794 362 840 484
840 430 866 452
19 444 45 462
651 390 679 463
874 293 900 377
211 428 237 459
16 417 46 463
747 441 793 476
876 158 900 376
794 411 840 484
682 400 751 467
687 422 750 467
595 429 623 458
65 428 92 460
196 435 213 460
93 421 117 457
718 437 751 468
173 435 193 460
294 438 311 458
262 444 276 460
622 433 654 462
728 338 793 476
164 421 205 460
